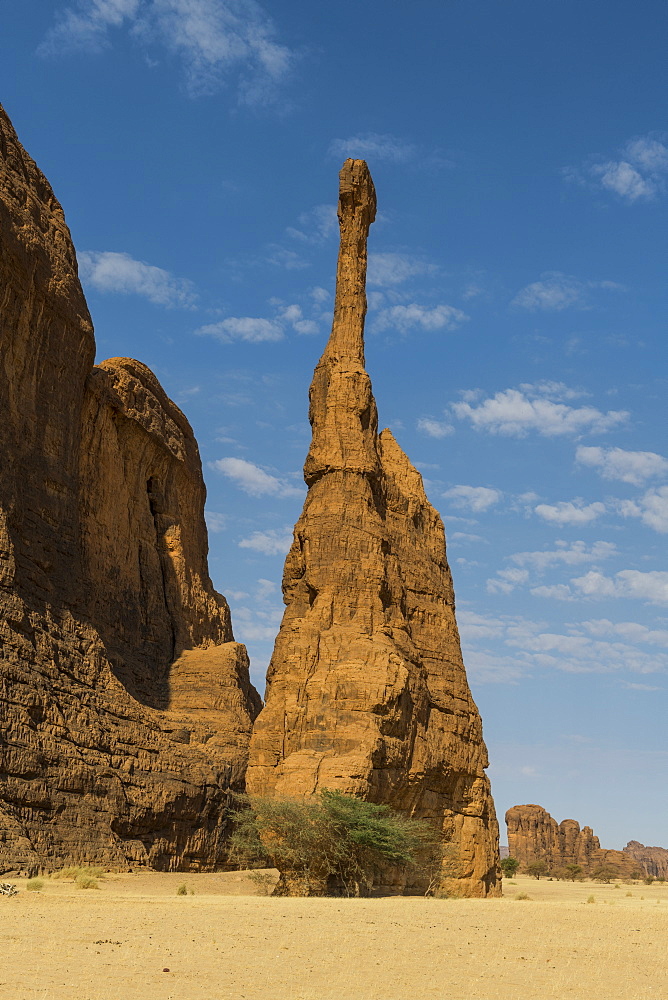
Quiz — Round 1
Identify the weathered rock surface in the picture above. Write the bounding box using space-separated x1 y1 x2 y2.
246 159 500 897
0 103 261 874
624 841 668 879
506 804 642 877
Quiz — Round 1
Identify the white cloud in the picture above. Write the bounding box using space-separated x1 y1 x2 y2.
452 384 628 437
197 300 319 344
458 608 668 681
618 486 668 534
328 133 417 164
581 619 668 648
41 0 295 103
210 457 303 498
416 417 454 439
576 445 668 486
511 540 617 571
569 134 668 203
367 252 435 287
572 570 668 606
373 303 468 335
511 271 620 311
450 532 484 544
204 510 227 533
239 527 293 555
444 485 501 512
534 500 606 526
198 316 284 343
286 205 338 244
530 584 574 601
486 568 529 595
77 250 195 306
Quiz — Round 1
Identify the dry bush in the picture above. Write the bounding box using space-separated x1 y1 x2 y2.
75 873 99 890
176 883 188 896
26 878 44 892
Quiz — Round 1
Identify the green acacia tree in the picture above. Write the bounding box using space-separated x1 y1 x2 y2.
500 857 520 878
228 790 445 897
525 860 550 879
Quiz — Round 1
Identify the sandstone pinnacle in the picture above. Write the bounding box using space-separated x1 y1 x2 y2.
247 159 500 897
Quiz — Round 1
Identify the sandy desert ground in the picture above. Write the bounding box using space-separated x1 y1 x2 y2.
1 870 666 1000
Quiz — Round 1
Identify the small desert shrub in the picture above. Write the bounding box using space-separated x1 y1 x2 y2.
586 895 595 903
248 871 276 896
176 883 188 896
75 873 99 890
644 876 654 885
626 892 633 897
515 892 531 900
51 865 105 882
26 878 44 891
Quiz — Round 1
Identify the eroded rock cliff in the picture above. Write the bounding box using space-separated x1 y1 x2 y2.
246 160 499 897
506 804 642 877
624 841 668 880
0 103 261 874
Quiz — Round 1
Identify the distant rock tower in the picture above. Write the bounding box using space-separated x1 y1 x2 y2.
246 160 500 897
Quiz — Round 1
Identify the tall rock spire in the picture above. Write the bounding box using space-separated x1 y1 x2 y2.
246 159 500 897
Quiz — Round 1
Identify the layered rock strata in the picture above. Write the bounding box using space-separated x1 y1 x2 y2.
247 159 500 897
624 841 668 880
506 804 642 877
0 103 261 874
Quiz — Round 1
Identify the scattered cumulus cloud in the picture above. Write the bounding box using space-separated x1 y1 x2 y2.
328 132 417 164
204 510 227 533
618 486 668 534
286 205 338 244
458 609 668 680
238 527 293 555
572 570 668 606
77 250 195 306
511 271 621 311
196 300 319 344
534 500 606 526
373 303 468 335
40 0 295 104
367 252 435 287
511 540 617 571
210 457 303 498
576 445 668 485
444 485 502 513
416 417 454 439
587 135 668 202
451 382 628 437
487 568 530 595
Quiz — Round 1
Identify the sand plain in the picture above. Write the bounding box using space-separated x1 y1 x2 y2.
1 871 666 1000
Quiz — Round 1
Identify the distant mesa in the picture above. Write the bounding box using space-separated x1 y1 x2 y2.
246 159 500 897
506 804 665 879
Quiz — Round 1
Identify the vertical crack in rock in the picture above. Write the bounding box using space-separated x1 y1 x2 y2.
247 159 500 897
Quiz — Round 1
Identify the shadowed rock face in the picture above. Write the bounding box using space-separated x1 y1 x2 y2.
246 160 500 897
506 805 642 877
0 103 261 874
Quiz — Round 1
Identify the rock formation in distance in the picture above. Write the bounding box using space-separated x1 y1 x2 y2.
506 804 644 878
246 159 500 897
623 841 668 880
0 102 261 874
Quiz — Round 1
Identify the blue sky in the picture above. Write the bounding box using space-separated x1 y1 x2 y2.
2 0 666 849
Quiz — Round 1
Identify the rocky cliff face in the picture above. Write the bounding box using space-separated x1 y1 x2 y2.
624 841 668 879
246 160 499 897
0 103 261 874
506 805 642 877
